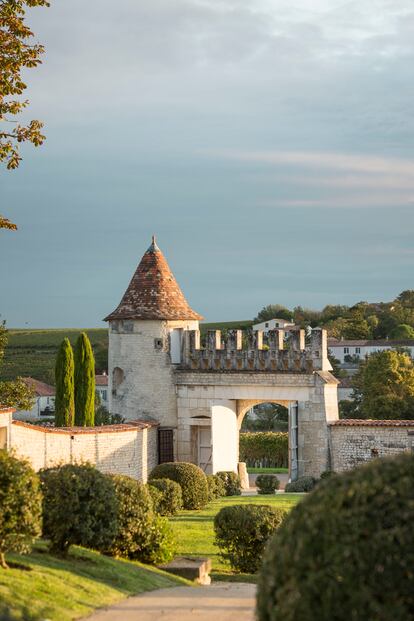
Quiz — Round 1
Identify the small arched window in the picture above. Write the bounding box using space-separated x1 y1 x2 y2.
113 367 125 390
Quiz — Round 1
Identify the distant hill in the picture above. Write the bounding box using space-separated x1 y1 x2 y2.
2 322 253 383
2 329 108 384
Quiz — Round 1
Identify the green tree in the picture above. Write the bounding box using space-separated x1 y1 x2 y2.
1 0 49 229
349 350 414 420
54 338 74 427
254 304 292 323
389 324 414 339
0 451 42 569
74 332 95 426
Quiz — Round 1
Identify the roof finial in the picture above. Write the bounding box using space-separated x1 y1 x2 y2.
148 234 159 252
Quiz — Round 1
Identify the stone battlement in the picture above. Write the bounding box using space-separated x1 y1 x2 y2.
179 328 331 373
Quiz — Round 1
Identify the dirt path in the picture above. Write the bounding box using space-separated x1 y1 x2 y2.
85 583 256 621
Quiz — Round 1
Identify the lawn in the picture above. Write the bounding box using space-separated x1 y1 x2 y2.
169 494 301 583
0 542 189 621
247 467 288 474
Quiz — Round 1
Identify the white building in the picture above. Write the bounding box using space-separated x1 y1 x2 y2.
328 339 414 365
253 318 295 333
14 378 55 421
95 372 109 406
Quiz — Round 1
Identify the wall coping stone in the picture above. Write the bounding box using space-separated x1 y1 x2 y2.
12 419 159 435
329 419 414 427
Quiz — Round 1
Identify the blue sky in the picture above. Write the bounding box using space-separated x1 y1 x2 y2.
1 0 414 327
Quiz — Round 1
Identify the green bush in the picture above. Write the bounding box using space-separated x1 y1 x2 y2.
256 474 280 495
40 463 117 555
106 475 175 564
257 453 414 621
214 504 286 573
0 450 42 569
149 462 209 510
147 484 163 513
284 475 317 493
320 470 336 481
206 474 227 500
239 432 288 468
216 471 242 496
148 479 183 516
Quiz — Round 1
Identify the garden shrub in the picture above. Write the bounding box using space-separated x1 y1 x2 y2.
148 478 183 516
214 504 287 573
284 475 317 493
40 463 117 555
256 474 280 495
239 432 288 468
147 484 163 514
216 471 242 496
107 475 175 563
149 462 208 509
0 450 42 569
320 470 336 481
207 474 227 500
257 453 414 621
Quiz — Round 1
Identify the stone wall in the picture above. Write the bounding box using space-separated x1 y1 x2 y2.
329 420 414 472
9 420 159 482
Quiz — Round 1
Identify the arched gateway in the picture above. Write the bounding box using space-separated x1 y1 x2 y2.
105 238 339 481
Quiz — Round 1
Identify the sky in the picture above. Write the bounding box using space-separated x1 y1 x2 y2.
1 0 414 327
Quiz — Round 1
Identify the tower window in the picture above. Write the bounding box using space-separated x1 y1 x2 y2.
154 338 164 350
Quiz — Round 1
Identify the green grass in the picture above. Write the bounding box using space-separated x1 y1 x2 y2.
169 494 301 583
0 542 189 621
247 467 289 474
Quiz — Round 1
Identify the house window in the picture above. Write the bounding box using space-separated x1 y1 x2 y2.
265 322 269 328
355 347 361 354
344 347 349 354
102 390 107 401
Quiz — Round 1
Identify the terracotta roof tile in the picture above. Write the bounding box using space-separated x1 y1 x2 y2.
95 374 108 386
22 377 55 397
104 237 203 322
329 419 414 427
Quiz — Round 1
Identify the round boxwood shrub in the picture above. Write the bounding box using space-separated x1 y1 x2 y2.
148 479 183 516
214 504 287 573
256 474 280 495
216 471 242 496
149 462 208 509
207 474 227 500
284 475 317 493
40 463 117 555
147 483 163 514
106 475 175 564
257 453 414 621
0 451 42 569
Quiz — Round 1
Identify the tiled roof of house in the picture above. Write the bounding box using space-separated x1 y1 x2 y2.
328 339 414 347
22 377 55 397
95 373 108 386
104 237 203 322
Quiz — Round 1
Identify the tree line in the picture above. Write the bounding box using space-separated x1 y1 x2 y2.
255 290 414 340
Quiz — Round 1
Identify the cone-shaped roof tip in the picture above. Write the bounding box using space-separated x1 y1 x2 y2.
104 238 203 322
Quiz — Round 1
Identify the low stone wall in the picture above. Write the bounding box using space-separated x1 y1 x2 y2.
329 420 414 472
9 420 159 482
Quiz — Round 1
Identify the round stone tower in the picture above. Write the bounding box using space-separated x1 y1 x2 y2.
104 236 203 426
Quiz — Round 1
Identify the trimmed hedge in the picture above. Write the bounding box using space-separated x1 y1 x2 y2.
256 474 280 495
149 462 209 510
216 471 242 496
207 474 227 500
0 451 42 569
284 476 317 492
148 479 183 516
239 432 288 468
40 464 117 555
106 475 175 564
257 453 414 621
214 504 287 573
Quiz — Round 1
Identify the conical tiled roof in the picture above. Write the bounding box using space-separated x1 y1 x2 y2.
104 237 203 321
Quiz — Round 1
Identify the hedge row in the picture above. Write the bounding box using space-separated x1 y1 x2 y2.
239 432 288 468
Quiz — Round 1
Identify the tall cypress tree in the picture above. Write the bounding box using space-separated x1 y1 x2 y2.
55 338 75 427
74 332 95 426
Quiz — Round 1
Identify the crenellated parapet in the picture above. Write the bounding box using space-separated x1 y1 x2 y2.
179 328 331 373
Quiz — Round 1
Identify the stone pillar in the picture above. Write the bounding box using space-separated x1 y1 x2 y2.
238 462 250 490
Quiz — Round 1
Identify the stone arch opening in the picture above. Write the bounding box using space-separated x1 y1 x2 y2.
112 367 125 391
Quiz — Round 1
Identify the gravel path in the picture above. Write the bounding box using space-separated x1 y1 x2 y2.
85 583 256 621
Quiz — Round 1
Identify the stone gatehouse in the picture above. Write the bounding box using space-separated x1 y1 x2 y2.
104 237 340 479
